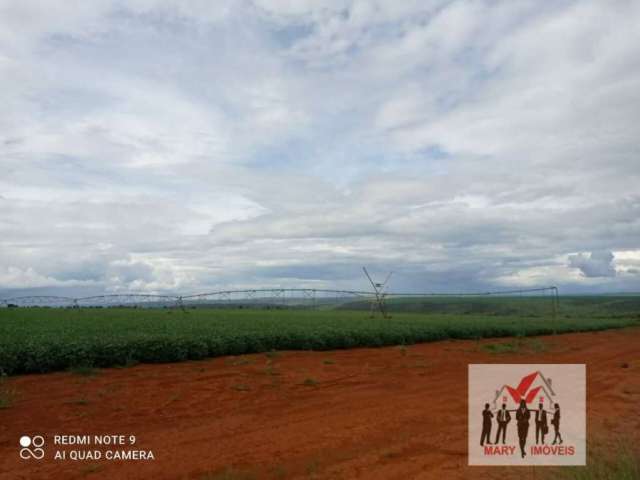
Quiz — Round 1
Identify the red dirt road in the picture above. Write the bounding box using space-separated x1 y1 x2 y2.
1 328 639 480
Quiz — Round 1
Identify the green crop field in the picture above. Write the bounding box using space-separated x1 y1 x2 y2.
1 296 639 375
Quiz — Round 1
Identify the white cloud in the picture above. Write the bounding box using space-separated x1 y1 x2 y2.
1 0 639 295
0 266 95 289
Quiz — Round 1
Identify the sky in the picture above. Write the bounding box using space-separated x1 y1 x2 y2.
1 0 639 297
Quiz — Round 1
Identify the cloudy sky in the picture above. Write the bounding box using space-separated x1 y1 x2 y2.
1 0 639 297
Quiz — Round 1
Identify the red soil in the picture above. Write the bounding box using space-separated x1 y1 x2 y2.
1 328 639 480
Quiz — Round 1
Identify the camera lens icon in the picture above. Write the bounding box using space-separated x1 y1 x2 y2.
19 435 45 460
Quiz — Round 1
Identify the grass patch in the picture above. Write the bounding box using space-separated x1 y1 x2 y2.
68 365 99 376
231 383 250 392
263 364 279 376
306 458 320 476
81 463 102 475
482 338 549 355
226 357 253 367
113 357 139 369
527 337 548 353
550 443 639 479
302 377 318 387
322 359 335 365
380 448 401 459
0 374 17 409
163 392 181 406
271 465 287 480
483 342 519 354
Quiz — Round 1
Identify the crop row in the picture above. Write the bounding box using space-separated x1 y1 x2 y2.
1 308 638 375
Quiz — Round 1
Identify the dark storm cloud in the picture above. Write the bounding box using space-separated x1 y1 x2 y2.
568 251 616 278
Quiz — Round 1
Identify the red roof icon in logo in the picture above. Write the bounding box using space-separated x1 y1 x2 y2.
505 371 547 404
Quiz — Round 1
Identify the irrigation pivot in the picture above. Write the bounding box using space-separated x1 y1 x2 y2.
0 284 560 318
363 267 393 319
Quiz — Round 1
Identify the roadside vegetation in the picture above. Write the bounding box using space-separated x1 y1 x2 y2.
550 440 639 480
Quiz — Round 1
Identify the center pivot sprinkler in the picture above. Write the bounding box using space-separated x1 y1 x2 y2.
363 267 393 319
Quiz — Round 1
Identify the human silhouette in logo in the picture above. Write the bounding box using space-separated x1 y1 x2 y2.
480 403 494 446
535 403 548 444
516 399 531 458
494 403 511 444
551 403 563 445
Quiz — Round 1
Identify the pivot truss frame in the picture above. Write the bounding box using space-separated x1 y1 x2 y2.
0 289 373 309
362 267 393 319
0 286 560 319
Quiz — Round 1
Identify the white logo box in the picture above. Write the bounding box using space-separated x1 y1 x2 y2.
468 364 586 466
